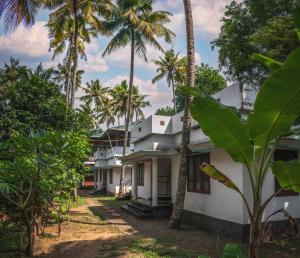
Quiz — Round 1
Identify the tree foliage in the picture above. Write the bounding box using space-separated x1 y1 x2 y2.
212 0 299 85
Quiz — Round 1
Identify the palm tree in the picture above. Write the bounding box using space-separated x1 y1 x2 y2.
53 62 84 93
0 57 29 94
0 0 41 31
80 79 110 120
152 49 180 113
131 85 150 121
77 102 97 130
47 0 112 106
111 80 150 123
169 0 195 229
103 0 174 197
110 80 128 125
97 98 116 127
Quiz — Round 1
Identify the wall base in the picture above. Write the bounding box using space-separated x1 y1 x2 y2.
182 210 300 243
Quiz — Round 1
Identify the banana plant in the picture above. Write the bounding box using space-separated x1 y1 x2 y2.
185 8 300 258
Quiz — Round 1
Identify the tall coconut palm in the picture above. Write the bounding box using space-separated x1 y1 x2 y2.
169 0 195 229
80 79 110 120
103 0 174 197
152 49 180 113
0 0 41 31
47 0 113 106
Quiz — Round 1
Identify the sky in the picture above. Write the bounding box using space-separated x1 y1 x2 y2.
0 0 233 118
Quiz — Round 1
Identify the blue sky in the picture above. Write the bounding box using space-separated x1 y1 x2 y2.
0 0 232 117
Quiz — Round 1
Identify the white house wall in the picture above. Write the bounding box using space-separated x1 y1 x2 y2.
106 167 120 195
171 150 245 224
137 161 152 200
106 167 132 195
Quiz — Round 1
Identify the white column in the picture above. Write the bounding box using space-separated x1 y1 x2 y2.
132 162 138 201
152 157 158 206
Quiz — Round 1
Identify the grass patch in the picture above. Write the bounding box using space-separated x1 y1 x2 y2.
97 237 193 258
70 196 86 208
96 196 129 209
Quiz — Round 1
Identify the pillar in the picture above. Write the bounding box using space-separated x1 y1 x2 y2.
132 162 138 201
152 157 158 206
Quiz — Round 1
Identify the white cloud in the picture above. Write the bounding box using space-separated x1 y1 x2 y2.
192 0 232 35
0 22 109 73
156 0 234 37
79 38 109 73
0 21 49 57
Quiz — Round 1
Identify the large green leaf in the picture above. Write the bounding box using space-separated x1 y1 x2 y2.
272 160 300 192
249 47 300 147
252 54 283 73
201 164 240 193
190 96 253 166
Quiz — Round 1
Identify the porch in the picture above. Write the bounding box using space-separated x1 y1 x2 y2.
120 150 178 218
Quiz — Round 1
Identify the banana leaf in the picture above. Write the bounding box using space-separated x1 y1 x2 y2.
190 96 253 167
272 160 300 192
201 164 240 193
249 47 300 147
252 54 283 73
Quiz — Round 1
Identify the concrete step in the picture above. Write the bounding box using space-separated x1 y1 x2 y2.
127 201 153 213
121 204 153 219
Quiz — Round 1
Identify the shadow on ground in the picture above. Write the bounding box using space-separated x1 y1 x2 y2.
36 193 300 258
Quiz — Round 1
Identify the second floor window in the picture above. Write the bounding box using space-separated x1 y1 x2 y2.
109 169 113 184
137 163 144 186
187 153 210 194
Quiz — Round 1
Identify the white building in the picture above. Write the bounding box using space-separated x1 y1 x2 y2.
91 126 136 196
120 83 300 238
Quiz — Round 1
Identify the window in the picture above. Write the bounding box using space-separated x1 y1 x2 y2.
180 117 183 122
109 169 113 184
187 153 210 194
137 163 144 186
274 149 299 197
160 121 165 126
138 127 142 132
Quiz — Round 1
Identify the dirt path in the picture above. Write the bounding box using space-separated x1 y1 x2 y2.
34 195 300 258
35 196 131 258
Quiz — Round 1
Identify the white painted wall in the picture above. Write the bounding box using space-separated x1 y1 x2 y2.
106 167 132 195
134 135 174 151
137 161 152 200
182 150 245 224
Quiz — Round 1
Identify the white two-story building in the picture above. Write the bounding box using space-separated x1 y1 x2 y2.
92 125 136 196
120 83 300 239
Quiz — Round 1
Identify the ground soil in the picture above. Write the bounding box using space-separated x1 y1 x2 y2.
34 192 300 258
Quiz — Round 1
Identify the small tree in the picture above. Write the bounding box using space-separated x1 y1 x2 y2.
0 131 90 257
186 9 300 258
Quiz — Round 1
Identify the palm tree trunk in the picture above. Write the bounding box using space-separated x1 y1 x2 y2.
71 0 79 107
119 29 135 197
171 79 177 113
169 0 195 229
66 39 73 105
